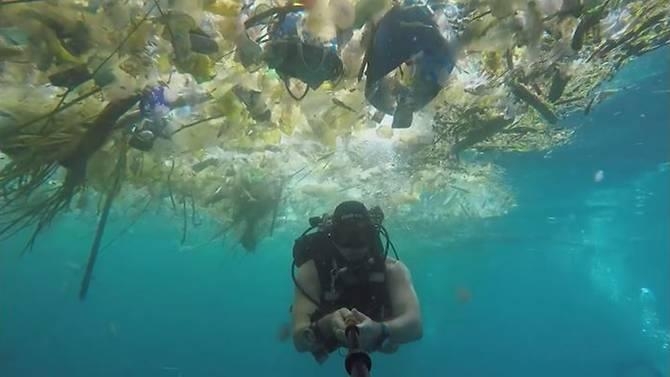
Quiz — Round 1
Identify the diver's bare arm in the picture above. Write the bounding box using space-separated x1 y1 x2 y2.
291 261 323 352
383 261 423 344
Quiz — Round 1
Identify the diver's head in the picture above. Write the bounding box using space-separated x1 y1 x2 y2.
330 200 377 262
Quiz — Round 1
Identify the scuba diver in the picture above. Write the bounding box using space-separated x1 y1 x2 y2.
291 200 422 363
239 1 345 100
360 1 456 128
128 85 173 151
239 0 455 127
128 84 212 151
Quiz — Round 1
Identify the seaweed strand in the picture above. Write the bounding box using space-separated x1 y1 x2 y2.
180 196 188 245
79 144 127 300
167 159 176 210
190 195 201 227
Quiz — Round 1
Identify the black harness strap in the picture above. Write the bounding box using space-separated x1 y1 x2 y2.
294 231 391 323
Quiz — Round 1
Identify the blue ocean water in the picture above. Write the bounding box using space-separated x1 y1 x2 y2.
1 50 668 377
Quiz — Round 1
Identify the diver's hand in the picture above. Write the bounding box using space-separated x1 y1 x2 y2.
319 307 352 346
350 308 385 352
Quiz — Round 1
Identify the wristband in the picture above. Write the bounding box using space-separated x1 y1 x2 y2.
375 322 390 350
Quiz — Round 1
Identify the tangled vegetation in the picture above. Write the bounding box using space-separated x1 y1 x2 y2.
0 0 667 297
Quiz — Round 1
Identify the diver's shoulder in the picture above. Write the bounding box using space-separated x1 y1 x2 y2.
384 258 409 275
296 259 319 283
